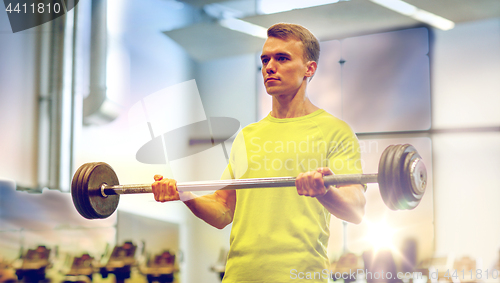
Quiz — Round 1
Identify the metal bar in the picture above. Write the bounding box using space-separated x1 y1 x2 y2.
356 126 500 137
102 173 379 196
190 126 500 145
327 174 378 186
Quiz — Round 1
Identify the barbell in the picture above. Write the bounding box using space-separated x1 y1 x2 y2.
71 144 427 220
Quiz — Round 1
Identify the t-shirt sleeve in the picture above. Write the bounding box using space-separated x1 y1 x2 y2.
220 129 247 180
327 121 364 176
220 163 234 180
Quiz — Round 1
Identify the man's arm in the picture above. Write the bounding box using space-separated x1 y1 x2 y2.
316 184 365 224
295 168 366 224
152 175 236 229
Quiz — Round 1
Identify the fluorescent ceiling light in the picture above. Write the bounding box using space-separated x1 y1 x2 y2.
219 18 268 39
217 0 344 38
370 0 417 16
370 0 455 30
259 0 341 15
413 10 455 31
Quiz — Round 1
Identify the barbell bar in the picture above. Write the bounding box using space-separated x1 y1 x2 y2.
71 144 427 219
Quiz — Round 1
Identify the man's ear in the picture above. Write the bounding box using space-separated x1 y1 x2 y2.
305 61 317 79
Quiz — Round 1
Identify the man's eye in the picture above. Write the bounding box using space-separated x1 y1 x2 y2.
278 57 288 61
262 58 269 64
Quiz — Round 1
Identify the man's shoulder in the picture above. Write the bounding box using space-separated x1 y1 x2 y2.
313 110 354 133
314 109 342 123
235 110 354 134
239 117 270 132
230 119 267 144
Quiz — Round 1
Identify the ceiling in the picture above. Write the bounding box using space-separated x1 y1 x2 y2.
164 0 500 61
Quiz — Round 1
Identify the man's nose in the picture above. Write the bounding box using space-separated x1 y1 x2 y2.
266 59 276 74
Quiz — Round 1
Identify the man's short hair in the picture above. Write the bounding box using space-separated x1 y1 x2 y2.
267 23 320 64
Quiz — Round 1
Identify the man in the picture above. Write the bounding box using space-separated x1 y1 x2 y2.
152 23 366 282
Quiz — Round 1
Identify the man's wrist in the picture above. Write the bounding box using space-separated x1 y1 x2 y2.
180 191 197 202
317 185 334 199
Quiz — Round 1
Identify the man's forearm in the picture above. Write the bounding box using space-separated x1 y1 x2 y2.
317 184 366 224
182 192 234 229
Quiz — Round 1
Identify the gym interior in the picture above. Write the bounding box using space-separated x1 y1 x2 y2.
1 1 499 283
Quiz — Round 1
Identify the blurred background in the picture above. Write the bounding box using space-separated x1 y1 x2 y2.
0 0 499 283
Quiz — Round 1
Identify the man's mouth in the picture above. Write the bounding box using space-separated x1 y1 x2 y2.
266 77 279 82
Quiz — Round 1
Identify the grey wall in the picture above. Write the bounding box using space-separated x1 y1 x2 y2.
431 18 500 268
0 7 38 188
195 53 258 128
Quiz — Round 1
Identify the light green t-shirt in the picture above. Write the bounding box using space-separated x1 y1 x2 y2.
221 109 363 283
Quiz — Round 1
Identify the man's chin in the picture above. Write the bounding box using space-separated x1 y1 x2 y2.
265 87 280 96
267 91 287 98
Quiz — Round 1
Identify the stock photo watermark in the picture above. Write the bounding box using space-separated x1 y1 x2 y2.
290 269 424 281
4 0 80 33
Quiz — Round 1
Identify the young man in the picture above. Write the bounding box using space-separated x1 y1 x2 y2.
153 23 366 282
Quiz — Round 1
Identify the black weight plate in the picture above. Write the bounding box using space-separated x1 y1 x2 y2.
71 163 84 217
389 144 409 210
398 144 428 210
392 144 417 210
382 145 400 210
402 150 423 203
377 145 391 209
378 145 398 210
403 150 427 208
72 163 91 219
386 145 402 210
411 156 427 197
83 162 120 219
379 144 427 211
401 152 422 209
78 163 98 219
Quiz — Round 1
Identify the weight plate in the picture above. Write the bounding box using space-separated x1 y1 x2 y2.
82 162 120 219
410 158 427 196
385 145 401 210
378 145 398 210
71 164 84 217
402 151 422 203
384 145 399 210
379 144 424 210
404 148 427 209
72 163 91 219
391 144 414 210
377 145 390 209
78 163 99 219
379 145 394 210
403 150 427 208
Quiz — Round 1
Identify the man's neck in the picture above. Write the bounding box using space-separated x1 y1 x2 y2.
270 87 319 119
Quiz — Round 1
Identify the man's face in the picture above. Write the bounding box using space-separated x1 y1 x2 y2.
260 37 312 97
